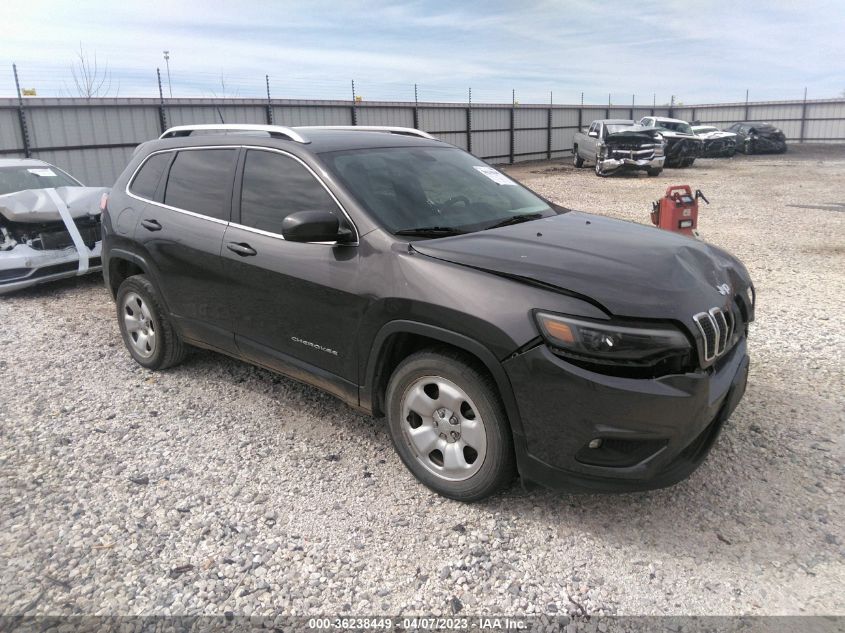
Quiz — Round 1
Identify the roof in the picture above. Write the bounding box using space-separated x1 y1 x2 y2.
0 158 52 168
597 119 635 125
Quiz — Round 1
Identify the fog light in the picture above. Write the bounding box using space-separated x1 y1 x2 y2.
588 438 603 449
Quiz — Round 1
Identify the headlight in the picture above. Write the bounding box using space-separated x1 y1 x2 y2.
534 312 691 366
745 285 755 308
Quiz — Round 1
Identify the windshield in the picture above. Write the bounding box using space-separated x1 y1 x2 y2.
0 165 80 195
319 146 556 234
605 124 638 135
656 121 693 134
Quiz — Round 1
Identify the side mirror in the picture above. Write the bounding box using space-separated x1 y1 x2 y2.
588 131 598 138
281 210 351 243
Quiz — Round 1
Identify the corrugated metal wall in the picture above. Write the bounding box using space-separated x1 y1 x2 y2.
1 97 843 185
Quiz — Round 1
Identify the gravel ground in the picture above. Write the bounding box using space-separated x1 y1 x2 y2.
1 145 843 619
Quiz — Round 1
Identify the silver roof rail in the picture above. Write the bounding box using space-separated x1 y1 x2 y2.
159 124 310 143
295 125 438 140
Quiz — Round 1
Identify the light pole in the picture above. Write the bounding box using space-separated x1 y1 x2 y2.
163 51 172 98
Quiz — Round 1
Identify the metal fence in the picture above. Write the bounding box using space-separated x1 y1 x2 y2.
2 95 844 186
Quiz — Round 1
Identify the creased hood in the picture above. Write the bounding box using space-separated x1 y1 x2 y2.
0 186 109 223
411 212 751 319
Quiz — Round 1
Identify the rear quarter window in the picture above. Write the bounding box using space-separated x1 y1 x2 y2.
163 149 239 221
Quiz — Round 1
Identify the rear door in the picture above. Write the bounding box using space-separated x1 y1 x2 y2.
221 147 363 401
132 147 240 353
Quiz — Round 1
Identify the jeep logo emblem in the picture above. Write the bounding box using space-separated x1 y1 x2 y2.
716 283 731 296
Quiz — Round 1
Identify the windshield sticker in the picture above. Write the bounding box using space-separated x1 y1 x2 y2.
28 168 57 177
474 165 517 185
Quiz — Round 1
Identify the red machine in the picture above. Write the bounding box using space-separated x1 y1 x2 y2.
651 185 709 236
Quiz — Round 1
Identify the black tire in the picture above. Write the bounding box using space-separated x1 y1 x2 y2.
647 167 662 177
116 274 186 370
573 147 584 168
385 348 515 502
681 157 696 168
743 140 755 155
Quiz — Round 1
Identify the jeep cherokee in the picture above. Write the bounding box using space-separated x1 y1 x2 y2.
103 124 753 502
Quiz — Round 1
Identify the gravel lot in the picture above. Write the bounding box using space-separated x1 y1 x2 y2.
1 145 843 619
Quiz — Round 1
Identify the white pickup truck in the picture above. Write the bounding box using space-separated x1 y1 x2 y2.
572 119 665 177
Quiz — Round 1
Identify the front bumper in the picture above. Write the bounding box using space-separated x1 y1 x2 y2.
598 155 664 173
504 338 749 492
0 242 102 295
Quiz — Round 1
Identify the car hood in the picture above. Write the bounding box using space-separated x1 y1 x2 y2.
0 186 108 223
605 130 661 143
697 131 736 140
411 212 751 319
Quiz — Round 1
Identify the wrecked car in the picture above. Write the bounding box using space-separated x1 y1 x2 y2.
573 119 665 177
639 117 703 168
692 125 737 157
104 124 753 502
726 122 787 154
0 159 108 294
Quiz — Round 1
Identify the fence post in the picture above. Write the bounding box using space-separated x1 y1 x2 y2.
350 80 358 125
629 94 634 121
12 63 31 158
413 84 420 130
509 89 515 164
799 87 808 143
466 87 472 155
605 93 610 119
156 68 168 134
744 89 749 121
669 95 675 118
547 91 552 161
577 92 583 148
265 75 274 125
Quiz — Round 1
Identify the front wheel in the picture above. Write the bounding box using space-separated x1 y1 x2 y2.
647 167 662 177
385 349 515 502
116 274 186 370
573 147 584 168
595 160 607 177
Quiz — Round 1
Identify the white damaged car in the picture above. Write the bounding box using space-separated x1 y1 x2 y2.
0 159 108 294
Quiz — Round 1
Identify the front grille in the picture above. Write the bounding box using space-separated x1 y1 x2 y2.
608 143 656 160
693 307 734 362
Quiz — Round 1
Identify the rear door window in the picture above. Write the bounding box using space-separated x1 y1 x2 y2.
163 149 238 221
239 149 341 235
129 152 171 201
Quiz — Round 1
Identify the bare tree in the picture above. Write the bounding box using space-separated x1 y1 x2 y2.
69 44 116 97
209 74 240 99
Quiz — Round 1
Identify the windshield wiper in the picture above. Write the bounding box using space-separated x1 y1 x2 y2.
484 213 543 231
394 226 466 237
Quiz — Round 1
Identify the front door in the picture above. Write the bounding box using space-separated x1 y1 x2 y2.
221 148 364 402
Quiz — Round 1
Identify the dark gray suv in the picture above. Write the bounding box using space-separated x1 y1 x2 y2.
103 124 753 501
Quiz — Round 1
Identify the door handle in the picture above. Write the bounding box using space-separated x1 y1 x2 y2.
226 242 257 257
141 219 162 231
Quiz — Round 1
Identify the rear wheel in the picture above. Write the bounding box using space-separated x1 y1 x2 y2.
116 275 186 370
573 147 584 168
386 349 515 502
681 157 696 168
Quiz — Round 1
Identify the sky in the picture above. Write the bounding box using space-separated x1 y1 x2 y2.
1 0 843 105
